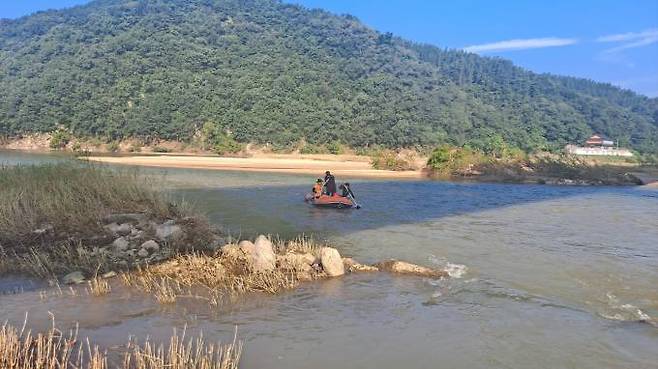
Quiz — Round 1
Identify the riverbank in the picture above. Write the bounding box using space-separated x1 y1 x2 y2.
82 153 426 179
2 138 654 185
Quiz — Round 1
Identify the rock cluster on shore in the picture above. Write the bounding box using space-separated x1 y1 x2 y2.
120 233 451 306
52 213 449 289
216 235 448 283
56 213 223 284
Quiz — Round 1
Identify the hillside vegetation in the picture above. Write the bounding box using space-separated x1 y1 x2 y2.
1 0 657 153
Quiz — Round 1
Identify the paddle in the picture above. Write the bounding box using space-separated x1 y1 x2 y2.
346 190 361 209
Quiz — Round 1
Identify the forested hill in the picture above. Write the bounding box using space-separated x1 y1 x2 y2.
1 0 657 153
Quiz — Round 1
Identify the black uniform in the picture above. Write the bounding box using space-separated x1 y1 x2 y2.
324 174 337 196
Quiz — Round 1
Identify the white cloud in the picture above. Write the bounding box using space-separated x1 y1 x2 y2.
597 28 658 42
597 28 658 54
463 37 578 53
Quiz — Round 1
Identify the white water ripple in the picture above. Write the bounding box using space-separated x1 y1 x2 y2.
428 254 468 278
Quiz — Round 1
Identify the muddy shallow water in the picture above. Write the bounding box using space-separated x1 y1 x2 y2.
2 151 657 368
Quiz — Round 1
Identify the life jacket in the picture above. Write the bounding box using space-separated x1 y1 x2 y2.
313 183 323 198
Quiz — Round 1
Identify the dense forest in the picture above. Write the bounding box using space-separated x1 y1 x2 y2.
1 0 657 153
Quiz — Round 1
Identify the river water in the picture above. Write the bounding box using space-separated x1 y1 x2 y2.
1 150 657 369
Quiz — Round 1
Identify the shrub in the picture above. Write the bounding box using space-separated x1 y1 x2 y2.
213 134 243 155
128 143 142 152
152 146 172 153
326 141 344 155
106 141 119 152
49 129 71 149
299 143 328 155
427 145 489 175
199 121 243 155
371 149 416 171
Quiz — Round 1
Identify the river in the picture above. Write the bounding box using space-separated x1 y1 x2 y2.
1 150 657 369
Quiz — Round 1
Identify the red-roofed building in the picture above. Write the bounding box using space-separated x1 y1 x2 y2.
585 134 614 147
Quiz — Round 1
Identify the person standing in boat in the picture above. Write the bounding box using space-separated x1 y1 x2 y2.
324 171 337 196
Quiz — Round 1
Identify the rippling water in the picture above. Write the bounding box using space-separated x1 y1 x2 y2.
2 150 657 368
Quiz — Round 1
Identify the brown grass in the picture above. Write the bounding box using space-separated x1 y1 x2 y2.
87 276 111 297
0 317 106 369
0 318 242 369
122 237 325 305
123 327 242 369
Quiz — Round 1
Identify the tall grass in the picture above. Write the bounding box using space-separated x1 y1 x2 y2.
0 163 174 247
0 319 242 369
0 318 106 369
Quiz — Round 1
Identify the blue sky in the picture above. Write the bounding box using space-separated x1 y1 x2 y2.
2 0 657 97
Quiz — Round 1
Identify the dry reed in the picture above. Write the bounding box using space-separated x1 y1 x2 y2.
122 237 326 306
0 317 106 369
0 318 242 369
123 327 242 369
87 277 111 296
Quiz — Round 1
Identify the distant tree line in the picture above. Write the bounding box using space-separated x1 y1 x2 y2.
0 0 656 153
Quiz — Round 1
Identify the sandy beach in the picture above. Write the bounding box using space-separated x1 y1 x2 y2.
83 153 427 179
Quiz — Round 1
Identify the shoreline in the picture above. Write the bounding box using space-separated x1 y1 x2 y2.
82 153 427 179
3 147 656 186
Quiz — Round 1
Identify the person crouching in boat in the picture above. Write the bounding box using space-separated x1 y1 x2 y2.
324 171 337 196
312 178 323 199
339 183 355 199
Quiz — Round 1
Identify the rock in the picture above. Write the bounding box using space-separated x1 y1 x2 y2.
112 237 130 251
63 271 85 285
277 252 316 281
105 222 133 236
220 237 276 273
277 253 313 273
32 224 54 235
148 254 167 263
301 253 316 265
343 257 379 273
102 213 145 224
374 260 448 278
252 235 276 272
101 271 117 279
154 222 184 241
137 248 149 258
140 240 160 252
319 247 344 277
221 242 247 260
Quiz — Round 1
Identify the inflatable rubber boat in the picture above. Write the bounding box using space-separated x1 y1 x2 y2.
304 193 360 209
